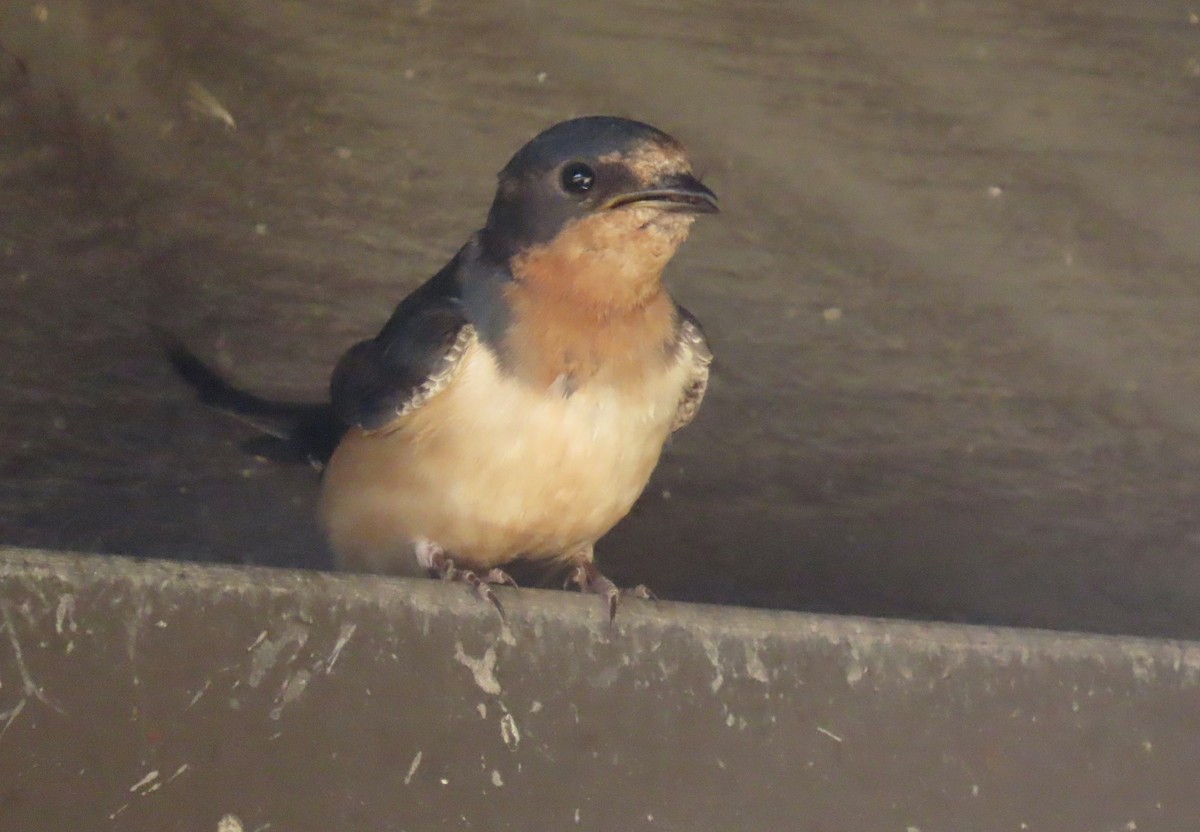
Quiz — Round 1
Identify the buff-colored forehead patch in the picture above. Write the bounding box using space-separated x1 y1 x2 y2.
598 138 692 185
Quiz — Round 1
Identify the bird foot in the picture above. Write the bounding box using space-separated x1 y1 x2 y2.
568 559 653 623
427 550 517 621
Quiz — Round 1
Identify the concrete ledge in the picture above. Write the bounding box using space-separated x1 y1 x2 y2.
1 546 1197 829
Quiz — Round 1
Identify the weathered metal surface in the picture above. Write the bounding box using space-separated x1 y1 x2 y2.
1 547 1198 831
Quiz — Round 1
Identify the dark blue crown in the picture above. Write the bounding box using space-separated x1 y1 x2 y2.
500 116 678 178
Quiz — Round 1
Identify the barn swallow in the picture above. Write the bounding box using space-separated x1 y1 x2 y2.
167 116 717 620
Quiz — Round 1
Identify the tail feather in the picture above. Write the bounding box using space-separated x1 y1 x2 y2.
158 329 341 467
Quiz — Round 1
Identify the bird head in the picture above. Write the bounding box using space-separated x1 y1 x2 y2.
482 117 718 312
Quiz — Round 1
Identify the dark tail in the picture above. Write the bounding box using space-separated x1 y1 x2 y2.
157 329 342 468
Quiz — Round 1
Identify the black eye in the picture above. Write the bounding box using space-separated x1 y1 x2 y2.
560 162 595 195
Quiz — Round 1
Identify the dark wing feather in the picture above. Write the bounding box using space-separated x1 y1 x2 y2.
670 304 712 433
330 253 475 432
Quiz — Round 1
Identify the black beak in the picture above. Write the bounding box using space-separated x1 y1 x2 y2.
601 173 719 214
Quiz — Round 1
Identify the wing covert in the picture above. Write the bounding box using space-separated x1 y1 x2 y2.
330 257 476 432
670 305 712 433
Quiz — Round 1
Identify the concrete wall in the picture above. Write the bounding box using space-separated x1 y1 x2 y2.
1 548 1197 830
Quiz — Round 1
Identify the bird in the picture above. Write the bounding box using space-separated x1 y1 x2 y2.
166 115 718 620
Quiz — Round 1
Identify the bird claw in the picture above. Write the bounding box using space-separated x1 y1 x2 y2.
482 568 519 589
568 561 653 624
626 584 655 601
430 553 517 622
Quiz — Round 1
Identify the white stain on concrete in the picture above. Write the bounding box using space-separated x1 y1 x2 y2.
453 642 501 695
0 601 57 710
700 637 723 692
129 769 159 793
54 594 77 635
500 712 521 749
324 623 357 672
0 699 27 741
404 750 423 785
744 642 770 683
247 624 309 689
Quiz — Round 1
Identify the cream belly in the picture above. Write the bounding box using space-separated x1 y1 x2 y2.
319 341 691 575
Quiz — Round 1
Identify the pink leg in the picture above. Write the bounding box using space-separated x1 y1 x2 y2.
416 540 517 620
566 545 653 623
